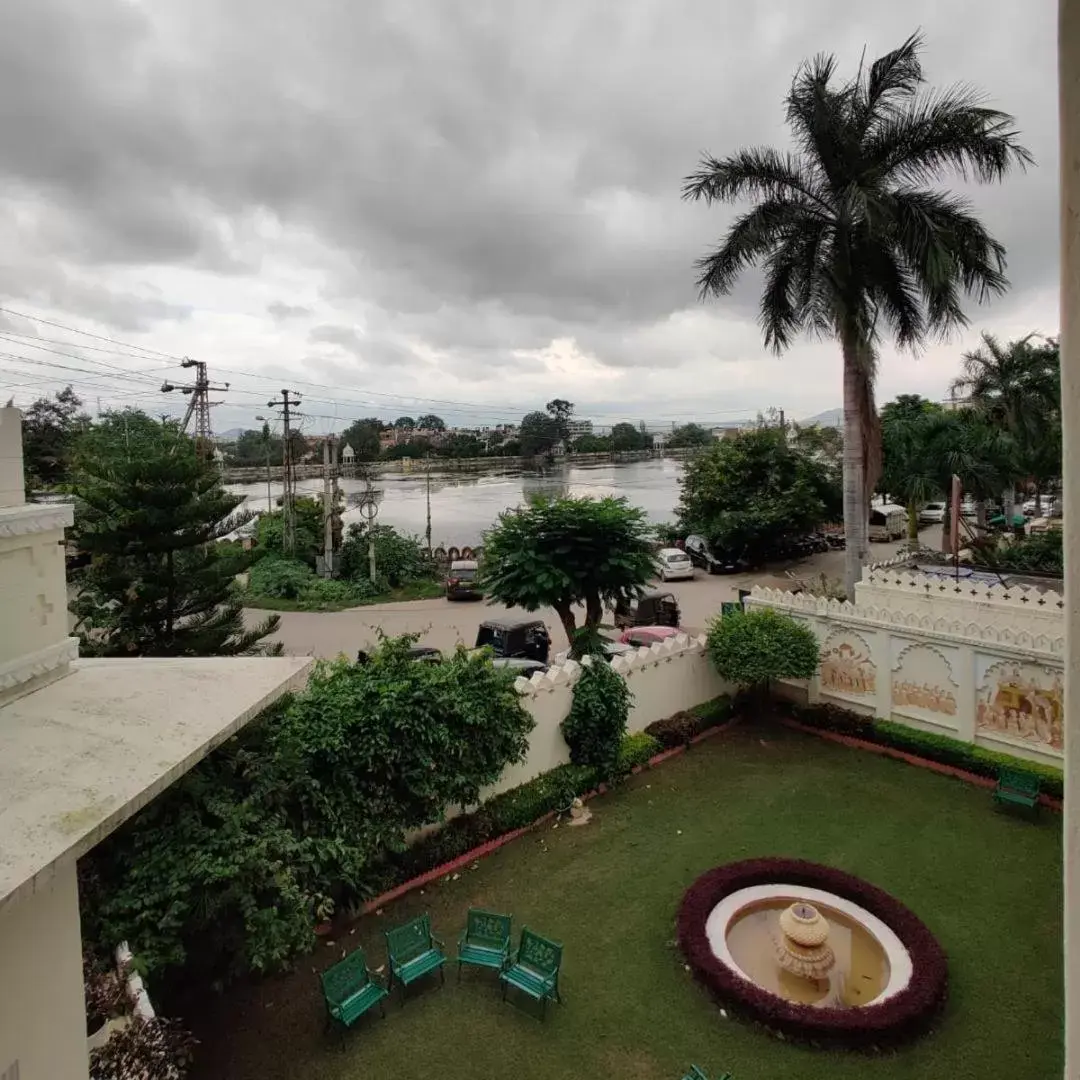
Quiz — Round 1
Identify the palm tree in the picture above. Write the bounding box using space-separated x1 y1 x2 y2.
682 33 1031 596
950 333 1061 513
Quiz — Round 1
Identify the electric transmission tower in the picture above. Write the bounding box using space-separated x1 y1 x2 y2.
161 358 230 459
266 390 302 556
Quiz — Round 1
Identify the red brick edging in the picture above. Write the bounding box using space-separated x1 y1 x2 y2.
781 717 1062 812
360 718 738 915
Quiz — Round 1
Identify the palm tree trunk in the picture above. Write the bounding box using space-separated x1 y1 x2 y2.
907 500 919 543
842 339 868 599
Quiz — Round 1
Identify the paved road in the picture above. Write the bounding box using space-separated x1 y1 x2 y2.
253 528 940 659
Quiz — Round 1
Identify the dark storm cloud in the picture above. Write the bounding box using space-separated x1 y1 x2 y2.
0 0 1059 364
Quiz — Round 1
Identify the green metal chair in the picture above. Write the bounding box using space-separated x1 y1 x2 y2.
680 1067 732 1080
457 908 512 981
993 767 1040 815
500 927 562 1018
319 947 388 1034
384 914 446 1001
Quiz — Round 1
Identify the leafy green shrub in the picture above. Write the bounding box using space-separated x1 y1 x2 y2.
301 576 375 604
80 637 535 982
255 498 324 566
644 711 699 748
247 556 314 599
339 523 435 587
690 694 734 726
707 608 819 692
616 732 661 774
789 702 1064 800
562 658 633 778
977 528 1063 575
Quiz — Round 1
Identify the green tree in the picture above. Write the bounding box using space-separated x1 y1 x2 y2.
226 426 283 468
677 427 841 556
611 421 647 451
20 385 90 488
416 413 445 431
519 410 562 458
482 496 656 646
571 433 613 453
950 333 1061 513
381 437 432 460
545 398 575 440
441 432 484 458
667 423 712 448
340 417 384 461
393 415 416 431
682 32 1030 596
561 659 632 779
70 410 281 656
791 423 843 467
706 608 819 702
256 496 325 566
880 397 945 540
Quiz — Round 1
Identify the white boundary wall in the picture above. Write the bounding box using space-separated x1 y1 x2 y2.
485 633 731 797
746 567 1065 767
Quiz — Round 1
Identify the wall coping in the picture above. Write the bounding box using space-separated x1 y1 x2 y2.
861 567 1064 611
0 502 74 538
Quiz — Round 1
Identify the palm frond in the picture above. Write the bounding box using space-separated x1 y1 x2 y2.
864 31 924 112
866 87 1033 184
863 243 925 347
692 199 819 298
681 148 828 210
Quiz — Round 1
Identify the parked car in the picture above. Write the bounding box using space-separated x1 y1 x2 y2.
656 547 695 581
919 502 946 524
552 639 633 665
357 645 442 665
445 559 481 600
492 657 549 676
613 590 680 630
684 535 748 574
619 625 682 647
475 617 551 663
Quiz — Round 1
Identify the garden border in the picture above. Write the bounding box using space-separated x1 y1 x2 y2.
782 718 1063 811
359 713 737 916
676 857 948 1048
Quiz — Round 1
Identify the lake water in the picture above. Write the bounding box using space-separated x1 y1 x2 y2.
226 457 685 547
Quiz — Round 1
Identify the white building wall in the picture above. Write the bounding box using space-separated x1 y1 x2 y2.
0 863 88 1080
747 568 1065 767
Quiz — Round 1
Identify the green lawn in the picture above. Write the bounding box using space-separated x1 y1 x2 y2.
186 722 1063 1080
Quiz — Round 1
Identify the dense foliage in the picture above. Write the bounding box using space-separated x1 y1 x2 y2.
255 496 328 566
519 410 562 458
683 32 1029 596
70 410 280 657
481 495 656 645
677 427 840 556
338 522 436 588
706 608 819 691
80 638 534 981
667 423 712 449
561 658 634 778
975 528 1063 575
19 384 90 488
89 1017 197 1080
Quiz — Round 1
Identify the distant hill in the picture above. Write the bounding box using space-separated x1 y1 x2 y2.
800 408 842 427
216 427 247 442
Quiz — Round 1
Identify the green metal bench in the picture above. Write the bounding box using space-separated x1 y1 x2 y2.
680 1067 732 1080
500 927 562 1018
385 914 446 1001
457 908 512 981
319 947 388 1034
993 767 1040 814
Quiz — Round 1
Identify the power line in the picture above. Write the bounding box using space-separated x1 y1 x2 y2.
0 306 185 361
265 389 302 555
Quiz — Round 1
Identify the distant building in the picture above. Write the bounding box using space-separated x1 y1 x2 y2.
566 419 593 439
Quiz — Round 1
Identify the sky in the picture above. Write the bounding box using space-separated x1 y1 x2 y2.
0 0 1060 436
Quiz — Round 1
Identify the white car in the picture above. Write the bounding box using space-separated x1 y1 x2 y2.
919 502 946 524
657 547 695 581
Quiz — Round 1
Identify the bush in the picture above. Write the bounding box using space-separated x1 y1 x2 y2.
615 732 661 775
789 702 1064 800
247 556 315 599
707 608 819 690
561 658 633 778
80 638 535 982
977 528 1063 575
339 523 435 588
644 696 734 748
89 1016 197 1080
255 498 324 567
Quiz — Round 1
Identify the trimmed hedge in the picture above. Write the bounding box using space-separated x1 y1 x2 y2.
677 857 948 1048
788 702 1063 800
646 694 733 748
616 732 661 775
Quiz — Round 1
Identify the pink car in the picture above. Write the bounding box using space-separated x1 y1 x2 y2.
619 625 682 647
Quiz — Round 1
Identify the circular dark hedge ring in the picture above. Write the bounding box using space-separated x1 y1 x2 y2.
677 858 948 1048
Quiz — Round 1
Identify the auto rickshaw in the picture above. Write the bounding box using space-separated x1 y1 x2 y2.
475 617 552 663
613 590 681 630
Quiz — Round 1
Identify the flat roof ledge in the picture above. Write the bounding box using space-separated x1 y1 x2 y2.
0 655 313 912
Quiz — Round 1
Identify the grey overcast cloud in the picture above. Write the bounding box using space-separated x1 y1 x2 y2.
0 0 1059 433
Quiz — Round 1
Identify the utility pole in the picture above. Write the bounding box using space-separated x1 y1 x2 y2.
778 408 786 432
354 469 380 583
425 462 432 555
266 390 302 556
161 358 229 459
321 435 339 577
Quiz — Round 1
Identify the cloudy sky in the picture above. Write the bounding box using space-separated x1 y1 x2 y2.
0 0 1059 435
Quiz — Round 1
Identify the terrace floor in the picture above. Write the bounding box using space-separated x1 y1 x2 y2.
186 721 1063 1080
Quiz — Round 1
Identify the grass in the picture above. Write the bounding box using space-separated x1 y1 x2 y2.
183 722 1062 1080
241 579 445 612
